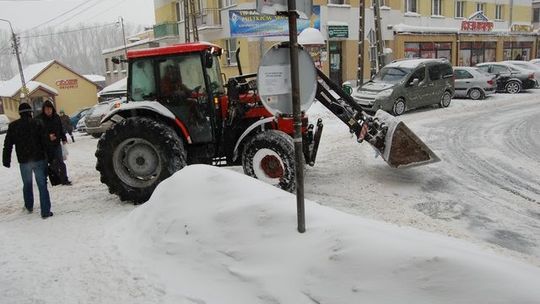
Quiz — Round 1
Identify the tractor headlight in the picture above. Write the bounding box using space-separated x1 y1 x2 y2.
376 89 393 99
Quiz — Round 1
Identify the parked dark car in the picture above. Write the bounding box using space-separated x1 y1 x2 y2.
476 62 536 94
352 59 454 115
70 107 91 129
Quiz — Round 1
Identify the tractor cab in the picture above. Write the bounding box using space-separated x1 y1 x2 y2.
127 43 225 145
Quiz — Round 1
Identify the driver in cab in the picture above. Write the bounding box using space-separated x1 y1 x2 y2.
160 65 191 102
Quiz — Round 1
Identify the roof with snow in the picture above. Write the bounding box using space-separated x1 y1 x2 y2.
0 60 97 98
98 77 127 97
387 58 447 69
83 74 106 83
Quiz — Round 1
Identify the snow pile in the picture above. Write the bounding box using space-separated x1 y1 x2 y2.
117 165 540 303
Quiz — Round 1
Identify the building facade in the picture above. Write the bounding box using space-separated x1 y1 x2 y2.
152 0 538 85
0 60 99 120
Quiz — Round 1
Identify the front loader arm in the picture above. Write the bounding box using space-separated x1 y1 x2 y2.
314 69 440 168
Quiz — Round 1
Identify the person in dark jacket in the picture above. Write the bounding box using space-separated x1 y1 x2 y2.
59 110 75 143
36 100 72 185
3 103 53 218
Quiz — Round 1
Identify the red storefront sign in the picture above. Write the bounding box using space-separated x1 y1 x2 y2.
461 11 493 32
55 79 78 90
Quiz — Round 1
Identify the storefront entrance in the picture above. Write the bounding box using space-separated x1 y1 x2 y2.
329 41 343 85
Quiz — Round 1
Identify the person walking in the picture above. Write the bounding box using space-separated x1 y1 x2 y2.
37 100 72 186
3 103 53 219
59 110 75 143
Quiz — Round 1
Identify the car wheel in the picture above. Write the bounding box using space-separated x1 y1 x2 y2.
392 98 406 116
439 91 452 108
468 88 484 100
505 81 521 94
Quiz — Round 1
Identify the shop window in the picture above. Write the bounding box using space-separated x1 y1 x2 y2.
404 42 451 61
459 41 496 66
455 1 464 18
495 5 503 20
476 2 485 13
432 0 442 16
404 0 417 13
225 38 237 66
503 41 533 61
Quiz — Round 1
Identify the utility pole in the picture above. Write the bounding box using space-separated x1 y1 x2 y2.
372 0 385 71
357 0 365 86
119 17 128 57
1 18 27 101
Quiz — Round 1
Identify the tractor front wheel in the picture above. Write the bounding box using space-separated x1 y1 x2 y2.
95 117 186 204
242 130 296 192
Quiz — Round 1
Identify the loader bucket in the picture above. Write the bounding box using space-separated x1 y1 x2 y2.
371 110 440 168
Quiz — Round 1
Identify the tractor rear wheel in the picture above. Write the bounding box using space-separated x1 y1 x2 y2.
95 117 186 204
242 130 296 192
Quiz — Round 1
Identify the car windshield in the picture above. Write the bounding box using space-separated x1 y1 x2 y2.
372 67 412 84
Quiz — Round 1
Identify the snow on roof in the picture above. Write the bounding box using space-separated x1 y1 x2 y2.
298 27 325 46
83 74 106 83
25 81 58 96
393 23 458 34
387 58 445 68
116 165 540 303
98 78 127 96
102 38 151 55
0 60 54 97
327 21 348 26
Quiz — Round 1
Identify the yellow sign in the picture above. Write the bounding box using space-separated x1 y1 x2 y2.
511 24 533 32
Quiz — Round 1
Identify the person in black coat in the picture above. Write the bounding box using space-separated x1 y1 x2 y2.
36 100 72 185
3 103 53 218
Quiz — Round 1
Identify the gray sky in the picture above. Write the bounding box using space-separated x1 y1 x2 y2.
0 0 155 31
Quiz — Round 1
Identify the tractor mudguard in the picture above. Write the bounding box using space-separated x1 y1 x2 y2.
233 117 275 161
100 101 176 124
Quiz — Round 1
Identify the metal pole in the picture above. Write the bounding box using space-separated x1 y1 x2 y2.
357 0 365 86
286 0 306 233
372 0 385 71
120 17 128 57
1 19 27 101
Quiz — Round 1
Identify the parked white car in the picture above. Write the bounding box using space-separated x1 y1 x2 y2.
453 67 496 100
0 114 9 134
76 115 87 133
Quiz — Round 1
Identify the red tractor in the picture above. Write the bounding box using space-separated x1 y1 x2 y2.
96 42 438 203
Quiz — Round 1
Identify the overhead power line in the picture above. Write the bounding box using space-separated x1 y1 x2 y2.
20 22 117 39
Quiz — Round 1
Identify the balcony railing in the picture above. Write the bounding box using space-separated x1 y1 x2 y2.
153 22 180 38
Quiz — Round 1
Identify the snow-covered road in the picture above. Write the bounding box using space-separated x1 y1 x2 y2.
0 91 539 303
306 91 540 264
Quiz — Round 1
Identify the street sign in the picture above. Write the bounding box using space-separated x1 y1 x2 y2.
257 44 317 116
256 0 312 19
328 25 348 39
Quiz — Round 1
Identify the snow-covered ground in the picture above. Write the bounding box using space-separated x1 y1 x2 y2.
1 91 539 303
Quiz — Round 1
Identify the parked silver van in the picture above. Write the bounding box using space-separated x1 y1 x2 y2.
352 59 455 115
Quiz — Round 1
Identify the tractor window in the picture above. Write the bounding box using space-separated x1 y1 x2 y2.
206 55 225 96
131 59 156 101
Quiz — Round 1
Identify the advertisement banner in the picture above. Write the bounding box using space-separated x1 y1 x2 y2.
229 5 320 37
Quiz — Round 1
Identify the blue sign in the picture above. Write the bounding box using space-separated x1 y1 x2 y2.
229 6 320 37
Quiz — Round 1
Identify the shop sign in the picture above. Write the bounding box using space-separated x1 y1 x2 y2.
511 24 533 32
328 25 348 39
56 79 78 90
229 6 320 37
461 11 493 32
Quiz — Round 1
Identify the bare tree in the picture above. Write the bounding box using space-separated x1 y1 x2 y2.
1 23 142 80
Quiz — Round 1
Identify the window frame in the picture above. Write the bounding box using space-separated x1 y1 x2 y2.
225 38 238 66
432 0 442 16
404 0 418 13
495 4 503 20
476 2 486 13
455 0 464 18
